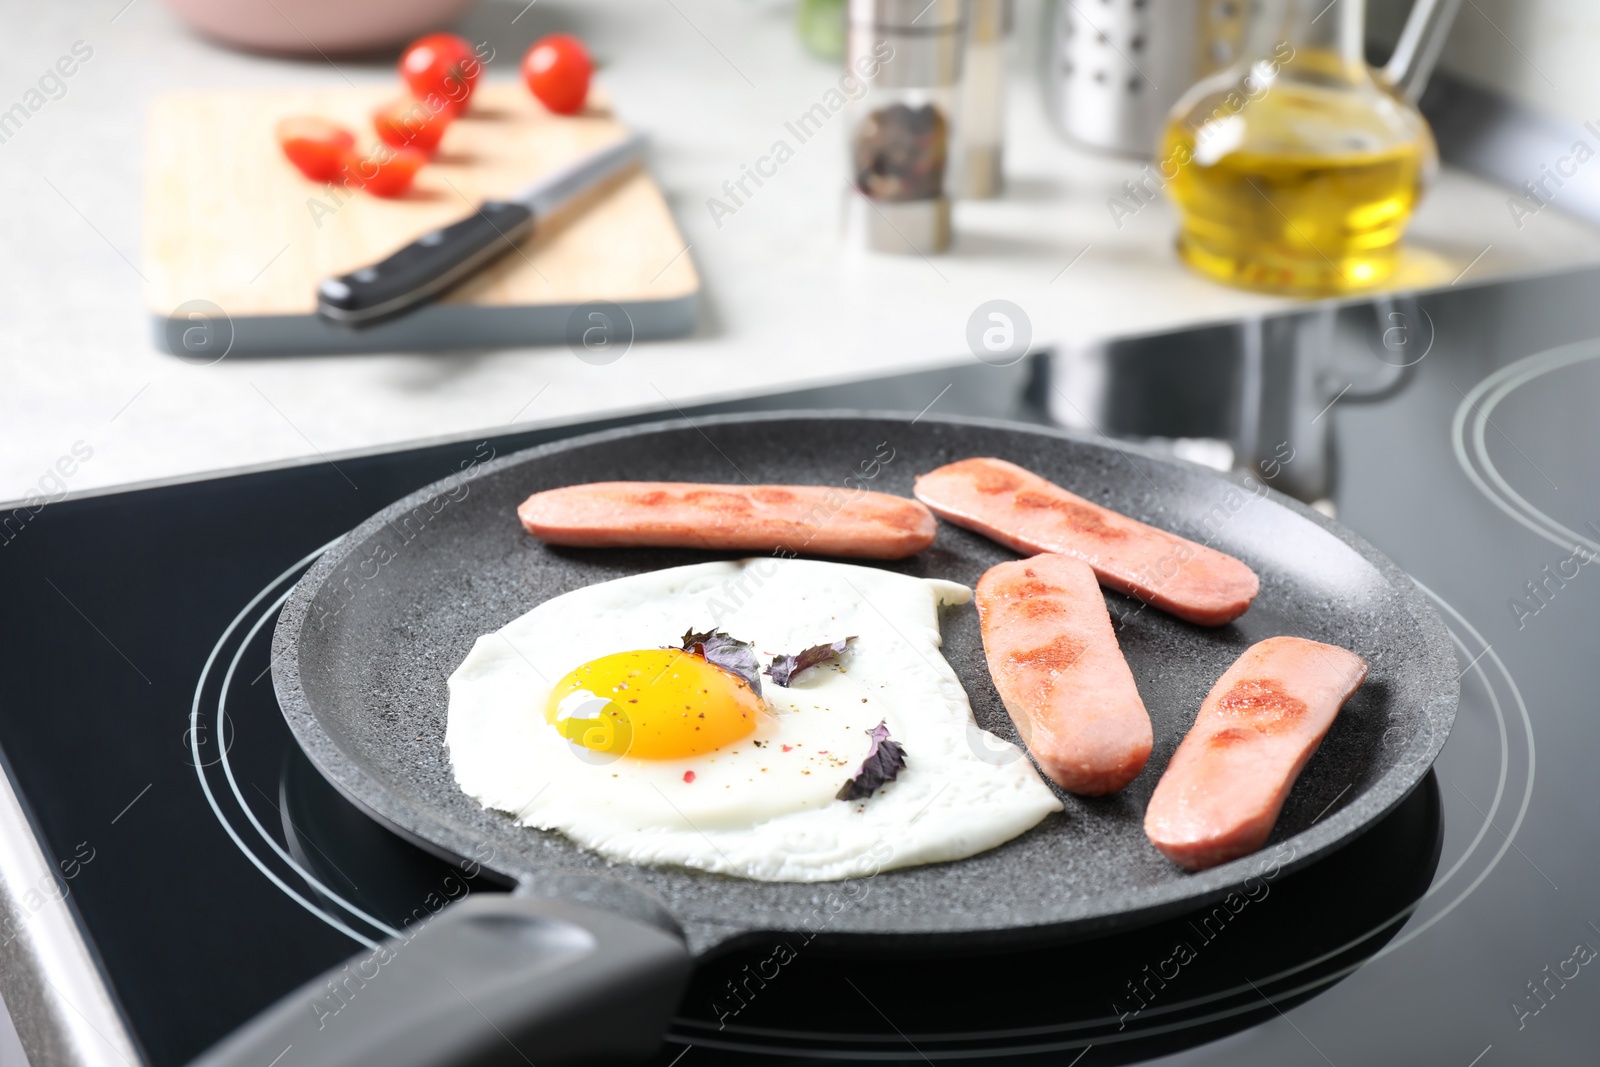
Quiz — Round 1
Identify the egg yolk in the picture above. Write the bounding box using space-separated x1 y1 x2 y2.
544 649 761 760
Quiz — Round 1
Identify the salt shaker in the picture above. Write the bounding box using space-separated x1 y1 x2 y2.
961 0 1010 198
844 0 966 255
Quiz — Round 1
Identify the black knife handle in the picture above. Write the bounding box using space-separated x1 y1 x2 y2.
318 201 535 328
185 893 691 1067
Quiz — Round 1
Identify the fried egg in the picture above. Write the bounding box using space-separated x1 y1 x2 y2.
445 558 1061 881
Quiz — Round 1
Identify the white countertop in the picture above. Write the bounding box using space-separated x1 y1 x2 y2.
6 0 1600 506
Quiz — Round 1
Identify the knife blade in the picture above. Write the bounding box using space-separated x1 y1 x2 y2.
317 132 648 328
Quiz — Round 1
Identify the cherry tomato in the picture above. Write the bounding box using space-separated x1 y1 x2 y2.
342 145 427 198
400 33 481 112
522 34 591 115
373 97 453 156
275 116 355 182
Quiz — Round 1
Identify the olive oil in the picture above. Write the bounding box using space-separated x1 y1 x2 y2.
1162 46 1436 297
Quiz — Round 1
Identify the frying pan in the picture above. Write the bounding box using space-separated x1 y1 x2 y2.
197 413 1459 1066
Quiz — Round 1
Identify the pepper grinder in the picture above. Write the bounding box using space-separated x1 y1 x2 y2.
961 0 1010 198
844 0 966 255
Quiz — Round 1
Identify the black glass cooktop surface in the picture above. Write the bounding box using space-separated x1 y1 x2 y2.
3 295 1599 1066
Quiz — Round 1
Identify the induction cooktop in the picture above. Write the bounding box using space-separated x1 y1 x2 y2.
2 296 1596 1065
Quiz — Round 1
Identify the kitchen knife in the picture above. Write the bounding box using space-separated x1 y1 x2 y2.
316 132 648 328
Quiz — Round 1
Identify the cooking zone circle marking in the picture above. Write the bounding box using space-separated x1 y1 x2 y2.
1453 341 1600 555
216 586 405 943
190 540 398 950
1381 583 1535 951
194 533 1526 1057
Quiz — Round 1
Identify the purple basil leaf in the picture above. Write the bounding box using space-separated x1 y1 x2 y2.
680 629 762 696
836 721 906 801
765 636 856 687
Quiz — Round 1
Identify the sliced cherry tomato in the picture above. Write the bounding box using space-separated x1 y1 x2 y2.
342 145 427 198
522 34 591 115
400 33 481 113
275 116 355 182
373 97 453 156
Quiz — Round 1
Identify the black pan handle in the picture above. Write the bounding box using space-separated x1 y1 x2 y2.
316 201 535 328
187 893 690 1067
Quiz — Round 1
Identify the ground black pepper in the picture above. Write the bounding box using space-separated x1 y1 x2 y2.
853 101 949 201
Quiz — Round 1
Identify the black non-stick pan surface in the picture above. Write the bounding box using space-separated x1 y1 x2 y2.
221 413 1457 1067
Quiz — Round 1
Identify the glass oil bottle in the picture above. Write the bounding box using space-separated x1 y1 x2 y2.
1160 0 1439 296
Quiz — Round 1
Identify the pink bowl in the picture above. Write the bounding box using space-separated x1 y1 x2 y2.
163 0 480 55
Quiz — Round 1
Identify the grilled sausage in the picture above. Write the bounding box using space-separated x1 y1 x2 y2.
516 482 937 560
913 457 1260 626
1144 636 1368 871
977 554 1153 795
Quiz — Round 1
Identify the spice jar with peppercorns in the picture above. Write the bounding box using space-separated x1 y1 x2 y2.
844 0 966 255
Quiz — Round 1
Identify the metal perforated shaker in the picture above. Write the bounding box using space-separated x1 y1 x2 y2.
1044 0 1245 158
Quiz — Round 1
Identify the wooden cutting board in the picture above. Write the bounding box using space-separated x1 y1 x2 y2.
143 84 698 355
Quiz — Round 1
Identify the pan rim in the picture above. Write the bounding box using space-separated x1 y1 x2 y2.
270 409 1460 952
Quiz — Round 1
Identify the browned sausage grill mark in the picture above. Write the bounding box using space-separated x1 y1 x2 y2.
1007 633 1086 672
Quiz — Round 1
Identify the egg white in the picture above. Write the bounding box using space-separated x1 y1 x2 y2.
445 558 1062 881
